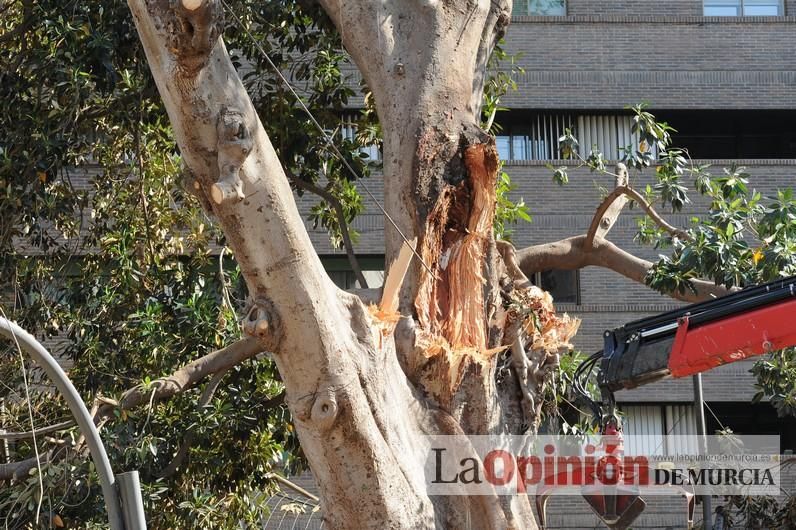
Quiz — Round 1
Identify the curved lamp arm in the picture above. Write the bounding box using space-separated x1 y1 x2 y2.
0 317 125 530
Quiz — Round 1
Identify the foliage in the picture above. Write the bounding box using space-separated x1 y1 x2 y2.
551 103 796 524
481 42 523 134
494 169 532 240
483 42 532 239
752 349 796 418
0 0 370 527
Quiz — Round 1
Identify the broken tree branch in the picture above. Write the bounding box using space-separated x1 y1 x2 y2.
517 235 731 303
584 185 690 250
0 450 53 481
591 163 630 243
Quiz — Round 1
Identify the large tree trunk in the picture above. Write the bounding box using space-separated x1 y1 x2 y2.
320 0 515 431
128 0 576 528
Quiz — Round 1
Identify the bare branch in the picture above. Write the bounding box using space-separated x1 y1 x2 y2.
517 235 731 303
591 163 629 242
266 472 320 502
496 239 532 290
0 450 53 481
287 172 369 289
0 420 75 441
110 337 262 415
584 185 689 250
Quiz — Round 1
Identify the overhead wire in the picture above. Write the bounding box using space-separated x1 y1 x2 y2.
572 350 603 419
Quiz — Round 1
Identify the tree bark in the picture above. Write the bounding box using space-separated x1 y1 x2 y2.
126 1 539 528
319 2 559 526
126 0 588 527
517 235 732 303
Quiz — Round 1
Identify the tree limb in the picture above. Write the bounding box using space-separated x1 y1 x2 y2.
110 337 263 415
0 420 75 441
0 450 52 481
517 235 731 303
591 163 629 242
286 171 369 288
496 239 532 290
584 185 689 250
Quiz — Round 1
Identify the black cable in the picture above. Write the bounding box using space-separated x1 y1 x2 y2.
572 351 603 419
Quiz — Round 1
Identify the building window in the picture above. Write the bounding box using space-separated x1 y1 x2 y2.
704 0 783 16
576 114 655 161
621 404 698 456
341 113 382 161
496 113 575 161
655 109 796 159
513 0 566 16
496 112 651 162
529 269 580 304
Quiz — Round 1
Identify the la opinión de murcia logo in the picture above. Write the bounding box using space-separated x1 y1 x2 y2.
424 434 781 496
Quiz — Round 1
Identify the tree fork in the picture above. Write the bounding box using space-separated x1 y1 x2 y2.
127 1 452 527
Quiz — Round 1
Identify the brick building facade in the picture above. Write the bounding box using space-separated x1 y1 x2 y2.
292 2 796 527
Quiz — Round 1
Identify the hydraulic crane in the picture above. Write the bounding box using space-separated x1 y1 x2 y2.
537 274 796 530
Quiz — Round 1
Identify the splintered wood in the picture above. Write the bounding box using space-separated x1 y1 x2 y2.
369 240 415 348
415 144 497 350
514 286 580 355
370 141 579 409
411 143 503 406
442 145 497 349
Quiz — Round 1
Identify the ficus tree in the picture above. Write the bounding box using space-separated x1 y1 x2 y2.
0 0 379 527
120 0 796 527
121 0 573 527
2 0 796 528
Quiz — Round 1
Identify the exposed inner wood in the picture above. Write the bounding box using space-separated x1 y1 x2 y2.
408 140 581 411
366 239 417 349
412 143 502 406
381 239 417 314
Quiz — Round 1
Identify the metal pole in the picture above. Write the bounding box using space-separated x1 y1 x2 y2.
693 374 713 528
0 317 125 530
117 471 147 529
